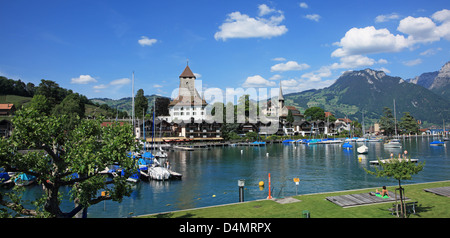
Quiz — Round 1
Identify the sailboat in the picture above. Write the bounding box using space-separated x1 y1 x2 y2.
357 112 369 154
385 99 402 148
430 121 446 146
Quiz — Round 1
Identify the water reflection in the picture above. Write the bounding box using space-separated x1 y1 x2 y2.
4 136 450 217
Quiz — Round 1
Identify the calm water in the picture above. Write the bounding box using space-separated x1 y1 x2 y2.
12 136 450 217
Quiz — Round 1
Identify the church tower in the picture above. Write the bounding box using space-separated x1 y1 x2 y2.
278 81 285 109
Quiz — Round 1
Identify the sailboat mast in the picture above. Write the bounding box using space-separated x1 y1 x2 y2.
152 98 155 152
143 109 146 151
393 99 398 137
132 71 135 136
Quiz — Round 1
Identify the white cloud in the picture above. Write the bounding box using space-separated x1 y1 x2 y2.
332 26 410 57
420 47 442 56
270 74 283 80
301 66 332 82
403 59 423 66
432 9 450 40
110 78 131 85
93 77 131 93
375 13 400 23
71 75 97 84
304 14 321 22
272 57 286 61
214 5 287 41
299 2 308 9
138 36 157 46
242 75 276 88
93 84 108 89
398 16 440 43
331 55 380 69
378 67 391 74
271 61 310 72
258 4 275 16
153 84 163 88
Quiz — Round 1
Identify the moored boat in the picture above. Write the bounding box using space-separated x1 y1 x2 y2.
357 144 368 154
384 139 402 148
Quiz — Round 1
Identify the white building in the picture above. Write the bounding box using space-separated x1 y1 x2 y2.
168 65 208 123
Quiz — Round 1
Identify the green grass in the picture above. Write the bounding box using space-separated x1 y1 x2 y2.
140 181 450 218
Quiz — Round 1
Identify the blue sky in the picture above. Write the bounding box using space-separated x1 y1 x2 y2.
1 0 449 101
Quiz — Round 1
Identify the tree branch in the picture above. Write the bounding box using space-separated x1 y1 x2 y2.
0 193 37 217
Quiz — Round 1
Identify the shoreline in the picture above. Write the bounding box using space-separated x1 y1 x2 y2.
136 179 450 218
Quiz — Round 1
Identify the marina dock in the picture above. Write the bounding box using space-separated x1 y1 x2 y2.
369 158 419 165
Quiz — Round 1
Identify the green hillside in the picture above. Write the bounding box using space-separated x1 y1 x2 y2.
284 69 450 126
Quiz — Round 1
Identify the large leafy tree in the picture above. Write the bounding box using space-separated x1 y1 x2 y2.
304 107 325 121
0 107 139 217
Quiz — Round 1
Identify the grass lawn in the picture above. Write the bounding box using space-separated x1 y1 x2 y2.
140 180 450 218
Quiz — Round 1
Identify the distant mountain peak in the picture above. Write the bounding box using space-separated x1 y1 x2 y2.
341 68 386 79
430 61 450 90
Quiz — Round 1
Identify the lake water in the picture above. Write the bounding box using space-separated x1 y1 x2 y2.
13 136 450 217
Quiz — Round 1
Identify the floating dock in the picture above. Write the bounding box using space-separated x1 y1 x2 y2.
369 158 418 165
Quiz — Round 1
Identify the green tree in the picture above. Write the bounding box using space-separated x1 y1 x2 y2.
135 89 148 119
399 112 419 135
28 94 51 115
0 107 139 217
35 79 67 107
364 158 425 218
379 107 396 136
52 93 86 130
286 109 294 123
304 107 325 121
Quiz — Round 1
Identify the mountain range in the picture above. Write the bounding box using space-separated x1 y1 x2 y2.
91 61 450 126
285 61 450 126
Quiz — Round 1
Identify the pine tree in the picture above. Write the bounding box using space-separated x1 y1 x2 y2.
134 89 148 119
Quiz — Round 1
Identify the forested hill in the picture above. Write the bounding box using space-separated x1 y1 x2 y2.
0 77 127 118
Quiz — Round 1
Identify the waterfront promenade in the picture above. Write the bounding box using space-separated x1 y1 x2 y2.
139 180 450 218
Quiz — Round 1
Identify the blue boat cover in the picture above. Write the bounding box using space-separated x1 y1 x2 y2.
342 142 353 148
0 172 10 183
142 152 154 159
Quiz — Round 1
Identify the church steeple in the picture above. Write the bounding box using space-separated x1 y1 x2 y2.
278 81 284 108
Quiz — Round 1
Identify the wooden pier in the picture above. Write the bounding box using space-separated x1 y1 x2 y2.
424 186 450 197
327 192 409 208
369 158 418 165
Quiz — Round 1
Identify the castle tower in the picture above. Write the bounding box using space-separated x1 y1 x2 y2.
168 64 207 123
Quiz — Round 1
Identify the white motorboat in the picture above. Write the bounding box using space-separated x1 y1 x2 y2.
357 144 368 154
148 166 171 181
384 139 402 148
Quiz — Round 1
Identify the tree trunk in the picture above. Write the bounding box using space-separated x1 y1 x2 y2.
43 183 63 217
398 180 405 218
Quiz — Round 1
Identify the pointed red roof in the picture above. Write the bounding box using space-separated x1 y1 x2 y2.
179 65 196 78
